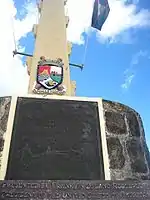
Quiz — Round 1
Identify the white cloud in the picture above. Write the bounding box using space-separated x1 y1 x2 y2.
131 50 148 65
66 0 94 45
14 1 38 41
121 50 149 90
66 0 150 44
0 0 37 96
121 74 135 89
123 0 139 5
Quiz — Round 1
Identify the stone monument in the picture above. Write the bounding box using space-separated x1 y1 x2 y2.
0 0 150 199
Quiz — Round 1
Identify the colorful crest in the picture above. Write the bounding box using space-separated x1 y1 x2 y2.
37 58 63 90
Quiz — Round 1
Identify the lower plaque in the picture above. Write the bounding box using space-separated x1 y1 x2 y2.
5 97 104 180
0 180 150 200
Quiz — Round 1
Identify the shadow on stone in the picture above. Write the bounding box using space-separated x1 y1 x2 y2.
127 139 148 173
107 137 125 169
126 111 140 137
105 111 126 135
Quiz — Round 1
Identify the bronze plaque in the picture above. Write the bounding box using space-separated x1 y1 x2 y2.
5 97 104 180
0 180 150 199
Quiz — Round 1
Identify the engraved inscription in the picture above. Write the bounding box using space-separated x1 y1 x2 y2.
0 180 150 199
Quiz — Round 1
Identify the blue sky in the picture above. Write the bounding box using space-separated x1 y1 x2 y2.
0 0 150 147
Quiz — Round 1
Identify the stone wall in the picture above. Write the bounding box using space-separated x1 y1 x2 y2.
0 97 11 168
103 100 150 180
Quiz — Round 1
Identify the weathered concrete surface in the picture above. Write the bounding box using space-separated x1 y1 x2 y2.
103 100 150 180
0 97 11 168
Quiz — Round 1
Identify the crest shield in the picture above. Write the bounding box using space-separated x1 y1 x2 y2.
37 58 63 90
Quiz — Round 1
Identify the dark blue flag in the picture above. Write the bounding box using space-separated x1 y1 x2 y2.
91 0 110 31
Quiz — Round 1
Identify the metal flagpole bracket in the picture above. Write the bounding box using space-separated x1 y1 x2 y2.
69 63 84 70
13 50 33 57
13 50 84 70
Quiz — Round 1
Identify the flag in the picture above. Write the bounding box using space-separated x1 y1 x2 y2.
91 0 110 31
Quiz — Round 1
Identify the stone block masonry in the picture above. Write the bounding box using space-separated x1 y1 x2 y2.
103 100 150 180
0 97 11 168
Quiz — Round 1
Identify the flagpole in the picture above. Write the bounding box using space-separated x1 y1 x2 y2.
82 33 89 67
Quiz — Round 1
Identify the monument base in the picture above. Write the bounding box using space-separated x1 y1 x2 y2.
0 95 109 180
0 95 150 181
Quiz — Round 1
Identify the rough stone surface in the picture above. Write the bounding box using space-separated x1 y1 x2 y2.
0 97 11 168
105 111 126 135
143 142 150 171
127 111 140 137
107 137 125 169
0 138 4 152
127 139 147 173
103 99 150 180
